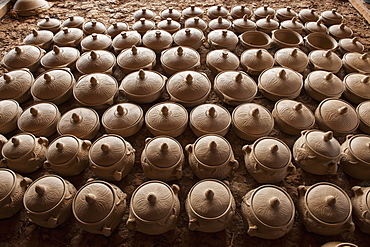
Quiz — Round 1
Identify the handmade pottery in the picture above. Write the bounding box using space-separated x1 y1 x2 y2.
161 46 200 75
182 5 204 19
134 8 156 21
206 49 239 74
320 9 344 26
328 23 353 40
298 9 319 23
0 99 22 134
76 50 116 75
274 48 308 73
241 184 295 239
13 0 50 16
304 32 338 51
158 18 181 34
209 17 232 31
0 69 34 103
1 45 45 73
207 29 238 50
351 186 370 234
37 17 61 33
112 31 142 54
117 46 156 74
343 73 370 104
308 50 342 73
127 181 180 235
62 16 85 29
304 71 344 101
254 5 275 20
232 15 256 34
304 20 328 34
184 17 208 32
239 31 272 50
23 29 53 50
160 8 181 21
276 6 297 22
53 27 84 47
342 52 370 74
107 22 129 38
357 101 370 134
256 15 279 34
185 179 236 232
240 49 274 75
0 135 7 159
207 5 228 19
322 242 358 247
339 37 364 54
132 18 155 35
80 33 113 52
173 28 205 50
231 5 253 19
271 29 303 49
280 17 304 34
186 135 238 180
40 45 80 70
142 30 173 53
82 19 106 35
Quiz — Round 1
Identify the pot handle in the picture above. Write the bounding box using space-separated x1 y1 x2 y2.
47 215 59 228
113 169 123 181
352 186 364 196
189 219 199 231
247 225 258 236
82 140 92 150
43 160 51 168
0 158 7 167
171 184 180 196
287 163 296 174
185 144 193 153
102 226 112 237
126 218 136 231
20 177 32 187
37 137 49 146
242 145 252 154
229 159 239 170
298 185 307 196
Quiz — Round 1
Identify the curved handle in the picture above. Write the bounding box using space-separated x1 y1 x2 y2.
189 219 199 231
185 144 193 154
229 159 239 169
242 145 252 154
126 218 136 230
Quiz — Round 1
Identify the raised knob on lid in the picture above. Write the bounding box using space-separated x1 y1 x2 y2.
62 27 69 34
53 45 61 54
243 14 249 21
190 5 196 10
361 53 368 60
217 4 222 10
362 76 370 84
30 107 39 117
116 105 126 115
35 184 46 195
90 77 98 86
160 143 169 152
217 16 223 23
323 131 333 142
291 16 298 23
209 141 217 150
91 20 97 26
92 33 98 40
161 106 169 116
32 29 38 36
167 18 172 24
194 17 200 23
324 50 332 58
12 137 20 146
177 46 184 56
277 69 286 78
235 72 243 83
112 22 118 28
266 15 272 22
44 73 53 83
269 144 279 153
85 193 97 204
207 107 217 118
90 50 98 60
222 30 228 36
324 72 334 81
339 23 346 30
290 48 298 56
326 195 336 206
147 193 157 204
293 103 303 111
186 74 193 84
101 143 110 152
222 51 228 58
138 69 146 80
185 28 191 36
121 32 127 38
331 9 337 14
56 142 64 150
140 18 146 24
351 37 358 44
72 113 82 123
338 106 348 115
316 20 322 26
256 49 263 58
15 46 22 54
269 197 280 207
3 74 12 83
264 5 268 10
155 31 161 38
205 189 214 200
250 108 260 117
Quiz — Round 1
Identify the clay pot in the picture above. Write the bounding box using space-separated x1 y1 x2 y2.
182 5 204 19
184 17 208 32
298 9 319 23
185 179 236 232
231 5 253 19
357 101 370 134
18 102 60 137
166 71 211 107
37 17 61 33
342 52 370 74
117 46 156 74
232 15 256 34
82 19 106 35
304 20 328 34
132 18 155 35
207 29 238 50
308 50 342 73
304 32 338 51
274 48 308 73
112 31 142 54
280 17 304 34
53 27 84 47
134 8 156 21
23 29 53 50
13 0 50 16
161 46 200 75
304 71 344 101
40 45 80 70
119 69 166 104
74 73 118 110
44 135 91 176
276 6 297 22
0 69 34 103
127 181 180 235
351 186 370 234
145 102 188 137
293 130 341 175
142 30 173 53
320 9 344 26
209 17 232 31
339 37 364 54
315 99 359 136
322 242 358 247
0 99 23 134
1 45 45 73
240 49 274 75
272 99 315 135
89 134 135 181
157 18 181 34
62 16 85 29
256 16 279 34
141 136 184 181
80 33 113 52
102 103 144 137
73 179 126 236
190 104 231 137
214 71 257 106
254 5 275 20
160 8 181 21
206 49 239 74
31 68 76 105
207 5 229 19
0 168 32 219
272 29 303 48
0 135 7 158
186 135 238 180
76 50 116 75
297 182 355 235
241 184 295 239
343 73 370 104
239 31 272 50
24 175 76 228
173 28 205 50
329 23 353 40
232 103 274 141
107 22 129 38
57 107 100 140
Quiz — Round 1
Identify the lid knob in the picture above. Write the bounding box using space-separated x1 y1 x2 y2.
361 53 368 60
91 19 97 26
222 51 228 58
32 29 38 36
264 5 268 10
269 144 279 153
167 18 172 24
138 69 146 80
90 50 98 60
222 30 228 36
323 131 333 142
4 74 12 83
69 16 74 21
292 16 297 23
251 107 260 117
177 46 184 56
15 46 22 54
45 16 50 21
290 48 298 56
12 137 20 146
277 69 286 78
116 105 126 115
131 45 138 55
316 20 322 26
185 28 191 35
205 189 214 200
338 106 348 115
112 22 118 28
339 23 345 30
90 76 98 86
161 106 169 116
243 14 249 21
186 74 193 84
194 17 200 23
332 9 337 14
286 6 292 11
235 72 243 83
269 197 280 208
241 5 246 10
147 193 157 204
207 107 216 118
169 8 173 12
35 184 46 195
294 103 303 111
351 37 358 44
30 107 39 117
56 142 64 150
209 141 217 150
92 33 98 40
217 16 223 23
326 195 336 206
63 27 69 34
72 113 82 124
324 72 334 81
266 15 271 22
324 50 332 58
155 30 161 38
256 49 263 58
160 143 169 152
101 143 110 152
85 193 97 204
121 32 127 38
53 45 61 54
44 73 52 83
142 8 146 12
190 5 195 10
361 76 370 84
140 18 146 24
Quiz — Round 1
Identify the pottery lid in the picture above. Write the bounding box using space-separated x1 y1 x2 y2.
90 135 126 167
253 137 291 169
209 17 231 30
348 135 370 163
193 135 231 166
23 29 53 46
41 46 80 68
277 6 297 19
306 182 350 223
81 33 113 51
184 17 208 31
76 50 116 74
132 19 155 33
107 22 129 37
251 185 294 227
112 31 141 50
0 69 34 100
182 5 204 18
214 71 257 100
274 99 315 130
32 69 75 101
231 5 253 19
146 102 188 131
62 16 85 28
309 50 342 72
298 9 319 22
275 48 308 70
46 135 79 164
24 175 65 212
254 5 275 18
232 103 274 136
357 101 370 126
2 133 35 159
321 9 343 22
173 28 204 47
0 169 15 200
18 102 59 133
189 179 231 218
207 5 229 18
344 73 370 99
132 181 174 221
329 23 353 39
281 17 303 31
73 181 114 223
167 71 211 102
53 27 84 45
0 100 21 127
83 20 106 34
160 8 181 20
117 46 156 70
306 71 344 97
343 52 370 74
57 107 99 136
208 29 238 46
256 16 279 30
305 130 341 157
74 73 117 105
13 0 49 12
145 136 182 168
37 17 61 29
120 69 165 96
134 8 155 21
161 46 200 70
190 104 231 134
142 30 173 49
233 15 256 29
206 49 239 71
102 103 143 131
241 49 274 71
339 38 364 53
305 20 327 33
2 45 44 69
158 18 181 32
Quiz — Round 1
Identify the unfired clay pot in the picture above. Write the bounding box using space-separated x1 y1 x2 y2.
62 16 85 29
23 29 54 50
132 18 155 35
274 48 308 73
185 134 239 180
0 69 34 103
142 30 173 53
207 5 228 19
117 46 156 74
271 29 303 49
1 45 45 73
185 179 235 232
343 73 370 104
328 23 353 40
0 135 7 159
304 20 328 34
80 33 113 52
182 5 204 19
256 16 279 34
276 6 297 22
0 99 22 134
173 28 205 50
357 101 370 134
280 17 304 34
53 27 84 47
240 49 274 75
308 50 342 73
232 15 256 34
231 5 253 19
76 50 116 75
160 8 181 21
209 17 232 31
320 9 344 26
304 33 338 51
298 9 319 23
184 17 208 32
304 71 344 101
241 184 295 239
351 186 370 234
207 29 238 50
254 5 275 20
161 46 200 75
239 31 272 50
37 17 61 33
82 19 106 35
40 45 80 70
342 52 370 74
339 38 364 54
297 182 355 236
107 22 129 38
158 18 181 34
133 8 156 21
24 175 76 228
112 31 142 54
206 49 240 74
13 0 50 16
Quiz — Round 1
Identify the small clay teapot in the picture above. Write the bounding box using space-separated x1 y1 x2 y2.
240 49 274 75
272 29 303 49
328 23 353 40
351 186 370 234
206 49 240 74
0 69 34 103
40 45 80 70
161 46 200 75
13 0 50 16
304 71 344 101
112 31 142 54
142 30 173 53
23 29 54 50
207 5 229 19
1 45 45 73
342 52 370 74
231 5 253 19
297 182 355 236
0 168 32 219
239 31 272 50
357 101 370 134
182 5 204 19
280 17 304 34
304 20 328 34
209 17 232 31
0 99 23 134
274 48 308 73
24 175 76 228
76 50 116 75
157 18 181 34
80 33 113 52
134 8 156 21
207 29 238 50
298 9 319 23
184 17 208 32
127 181 180 235
107 22 129 38
320 9 344 26
132 18 155 35
185 179 235 232
304 33 338 51
276 6 297 22
53 27 84 47
185 135 239 180
173 28 205 50
37 16 61 33
232 15 256 34
343 73 370 104
62 16 85 29
82 19 106 35
117 46 156 74
254 5 275 20
160 8 181 21
256 15 279 34
73 179 126 236
339 37 364 54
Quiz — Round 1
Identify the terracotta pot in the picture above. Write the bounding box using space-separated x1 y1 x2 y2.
320 9 344 26
184 17 208 32
304 20 327 34
276 6 297 22
37 17 61 33
112 31 141 54
0 99 23 134
343 73 370 104
256 15 279 34
328 23 353 40
134 8 156 21
206 49 240 74
342 52 370 74
0 69 34 103
76 50 116 75
231 5 253 19
161 46 200 75
158 18 181 34
239 31 272 50
207 29 238 50
132 18 155 36
142 30 173 53
53 27 84 47
23 29 54 50
209 17 232 31
240 49 274 75
304 32 338 51
274 48 308 73
351 186 370 234
107 22 129 38
254 5 275 20
173 28 205 50
298 9 319 23
117 46 156 74
80 33 113 52
40 45 80 70
207 4 228 19
304 71 344 101
232 15 256 34
339 38 364 54
82 19 106 35
308 50 342 73
160 8 181 21
272 29 303 49
1 45 45 73
182 5 204 19
357 101 370 134
280 16 304 34
13 0 50 16
62 16 85 29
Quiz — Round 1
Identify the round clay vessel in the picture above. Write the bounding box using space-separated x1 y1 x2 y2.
160 8 181 21
112 31 142 54
185 179 236 232
276 6 297 22
44 135 91 176
23 29 54 50
231 5 253 19
304 20 328 34
37 17 61 33
127 181 180 235
214 71 257 106
343 73 370 104
241 184 295 239
102 103 144 137
182 5 204 19
239 31 272 50
351 186 370 234
190 104 231 137
40 45 80 70
320 9 344 26
80 33 113 52
304 71 344 101
274 48 308 73
357 101 370 134
271 29 303 49
53 27 84 47
82 19 106 35
209 17 232 31
0 69 34 103
322 242 358 247
308 50 342 73
207 4 228 19
57 107 100 139
157 18 181 34
134 8 156 21
293 130 341 175
232 103 274 141
206 49 239 74
141 136 184 181
254 5 275 20
0 134 7 159
297 182 355 236
89 134 135 181
107 22 129 38
166 71 211 107
240 49 274 75
142 30 173 53
119 69 166 104
256 15 279 34
73 179 127 236
304 32 338 51
207 29 238 50
0 99 23 134
1 45 45 73
24 175 76 228
76 50 116 75
145 102 188 137
232 15 256 34
342 52 370 74
132 18 155 35
339 38 364 54
328 23 353 40
186 134 239 180
184 17 208 32
13 0 50 16
298 9 319 23
280 17 304 34
0 168 32 219
173 28 205 50
62 16 85 29
161 46 200 75
117 46 156 74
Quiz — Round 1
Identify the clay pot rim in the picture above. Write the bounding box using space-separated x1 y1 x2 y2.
239 30 272 49
102 103 143 132
347 134 370 165
272 29 303 47
304 32 338 50
343 73 370 100
305 71 344 97
0 99 22 128
0 168 16 203
46 134 81 165
356 101 370 126
1 132 37 160
190 104 231 134
301 129 341 159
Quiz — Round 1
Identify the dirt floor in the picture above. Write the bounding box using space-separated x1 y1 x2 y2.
1 0 370 246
